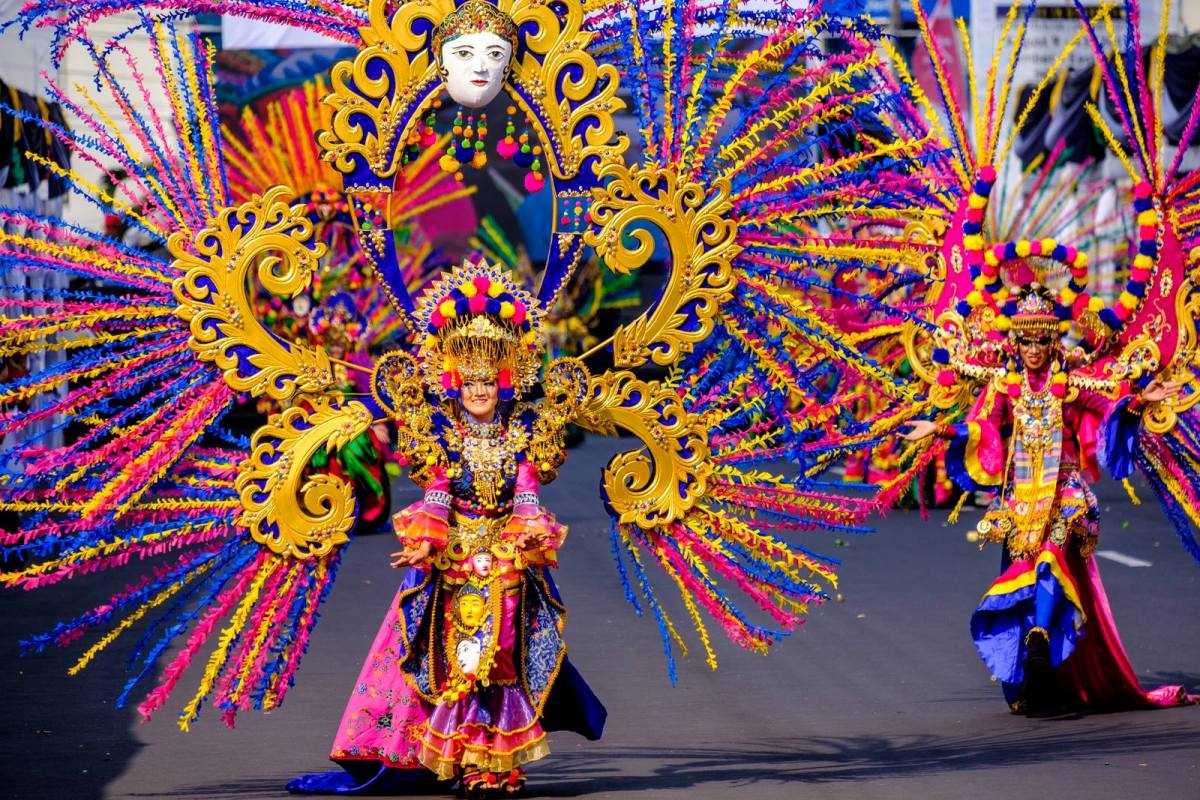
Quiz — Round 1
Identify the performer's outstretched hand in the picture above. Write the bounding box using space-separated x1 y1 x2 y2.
899 420 939 441
391 541 433 568
1141 379 1182 404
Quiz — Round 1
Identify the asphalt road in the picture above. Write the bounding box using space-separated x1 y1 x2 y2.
2 435 1198 800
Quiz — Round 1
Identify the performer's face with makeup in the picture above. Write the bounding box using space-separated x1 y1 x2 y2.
462 380 499 422
1017 334 1054 371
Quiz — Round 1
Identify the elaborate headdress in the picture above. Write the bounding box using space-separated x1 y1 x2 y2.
432 0 519 57
955 165 1161 343
415 259 543 401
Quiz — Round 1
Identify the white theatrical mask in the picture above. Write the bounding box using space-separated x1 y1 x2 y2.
456 637 482 675
440 31 512 108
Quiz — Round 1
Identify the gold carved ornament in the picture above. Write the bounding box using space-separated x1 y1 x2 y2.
371 349 448 486
318 0 624 186
584 164 739 369
171 185 334 399
577 371 711 528
172 187 368 559
236 395 373 559
1142 275 1200 435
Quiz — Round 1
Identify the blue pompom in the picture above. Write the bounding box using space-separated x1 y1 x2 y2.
1127 281 1146 297
1051 245 1067 261
932 347 950 364
963 221 982 235
1098 308 1121 329
956 300 972 316
1133 197 1152 212
1139 241 1157 257
1004 242 1018 259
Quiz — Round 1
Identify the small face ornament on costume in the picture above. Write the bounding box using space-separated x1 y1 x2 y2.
456 590 486 629
461 380 499 422
440 32 512 108
470 551 494 579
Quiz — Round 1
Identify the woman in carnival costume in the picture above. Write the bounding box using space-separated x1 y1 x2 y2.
902 281 1191 715
296 262 606 797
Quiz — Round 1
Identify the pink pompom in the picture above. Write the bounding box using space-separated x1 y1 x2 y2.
497 368 512 388
980 165 997 183
473 275 491 293
430 309 445 329
1007 383 1021 399
469 294 487 313
1050 382 1066 398
524 173 545 193
421 129 437 147
512 303 526 325
1134 182 1151 199
497 138 519 159
441 372 453 390
936 369 956 387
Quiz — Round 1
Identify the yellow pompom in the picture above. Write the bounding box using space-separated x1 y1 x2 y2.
994 316 1011 331
461 282 478 298
1136 210 1158 226
439 154 461 174
439 299 457 318
1088 296 1105 313
984 250 1000 267
1005 371 1020 384
973 275 989 290
1119 292 1139 310
1059 287 1077 306
1133 253 1153 269
1075 253 1088 268
424 334 438 349
523 331 537 345
966 290 984 306
1040 238 1057 253
499 301 515 319
487 282 504 298
1015 241 1031 258
994 288 1010 304
968 194 987 209
963 234 984 251
1058 320 1071 333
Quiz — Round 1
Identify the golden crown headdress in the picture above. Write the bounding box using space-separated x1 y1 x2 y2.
414 259 544 401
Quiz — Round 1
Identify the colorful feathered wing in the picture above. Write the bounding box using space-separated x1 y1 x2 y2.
0 17 462 728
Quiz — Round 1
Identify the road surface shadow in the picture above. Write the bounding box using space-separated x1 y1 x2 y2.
526 717 1200 796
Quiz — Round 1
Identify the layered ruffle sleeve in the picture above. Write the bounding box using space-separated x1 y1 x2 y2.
503 461 566 567
392 468 451 550
1100 394 1147 480
941 384 1009 491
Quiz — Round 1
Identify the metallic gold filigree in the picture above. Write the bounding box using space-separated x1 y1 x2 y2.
172 186 333 400
585 165 739 368
1143 277 1200 434
319 0 624 184
577 370 710 527
236 394 373 559
526 357 590 482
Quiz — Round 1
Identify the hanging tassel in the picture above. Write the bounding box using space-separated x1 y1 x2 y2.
1122 478 1142 506
947 490 970 524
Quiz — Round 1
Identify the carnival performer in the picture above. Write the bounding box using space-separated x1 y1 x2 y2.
289 263 605 797
901 285 1192 715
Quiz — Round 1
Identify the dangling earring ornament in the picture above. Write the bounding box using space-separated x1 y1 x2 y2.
441 108 465 180
497 105 519 159
525 152 544 193
471 111 488 170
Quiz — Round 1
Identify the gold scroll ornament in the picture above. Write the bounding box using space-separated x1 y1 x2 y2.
173 187 366 559
585 164 739 369
319 0 624 185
